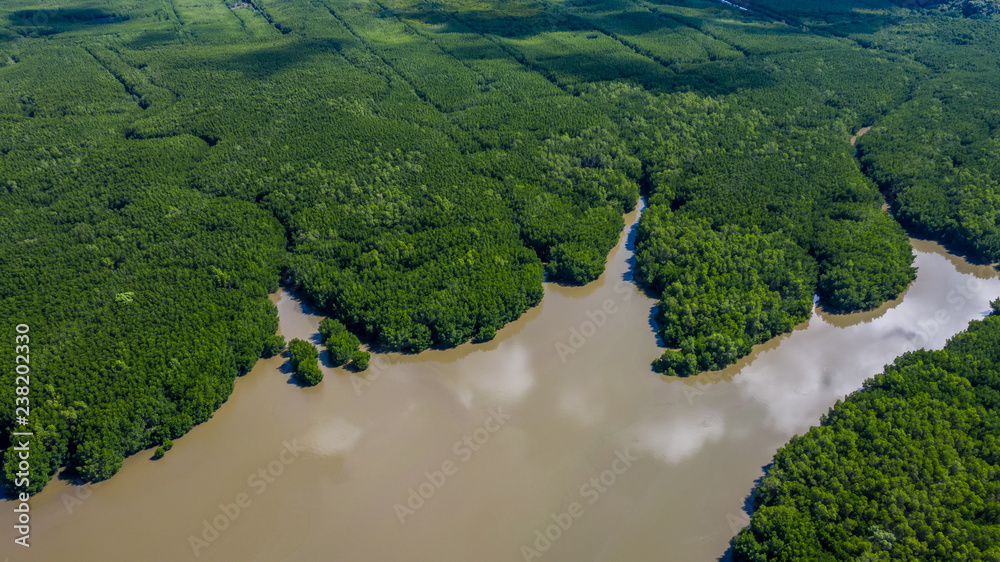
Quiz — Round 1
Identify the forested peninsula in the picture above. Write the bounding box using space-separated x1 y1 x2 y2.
1 0 998 525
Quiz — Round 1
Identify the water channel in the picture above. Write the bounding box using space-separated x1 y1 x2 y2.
3 200 999 562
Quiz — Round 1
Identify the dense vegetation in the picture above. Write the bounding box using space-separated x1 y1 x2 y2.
0 0 997 495
599 85 915 373
288 338 323 386
857 16 1000 260
733 306 1000 561
319 317 370 371
640 210 816 376
261 333 286 359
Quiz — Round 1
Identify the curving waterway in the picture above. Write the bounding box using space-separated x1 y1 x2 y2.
4 200 1000 561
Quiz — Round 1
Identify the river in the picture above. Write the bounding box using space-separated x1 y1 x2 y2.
719 0 751 12
4 200 999 561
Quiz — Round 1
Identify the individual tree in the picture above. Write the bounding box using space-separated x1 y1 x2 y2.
474 325 497 343
261 334 286 358
320 318 361 366
288 338 323 385
351 351 370 372
294 361 324 387
288 338 318 371
153 439 172 460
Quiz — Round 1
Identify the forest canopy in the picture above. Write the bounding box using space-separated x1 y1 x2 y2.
1 0 997 496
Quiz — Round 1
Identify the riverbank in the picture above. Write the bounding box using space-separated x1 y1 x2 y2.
4 200 1000 562
850 125 872 146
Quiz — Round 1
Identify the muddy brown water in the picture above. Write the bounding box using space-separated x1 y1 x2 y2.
4 201 1000 562
850 125 872 146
